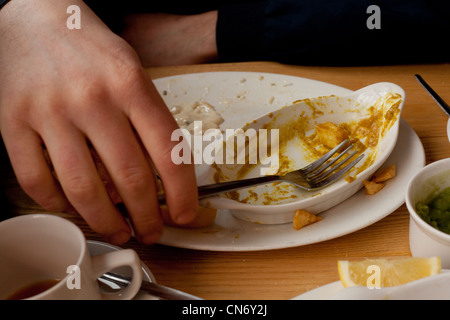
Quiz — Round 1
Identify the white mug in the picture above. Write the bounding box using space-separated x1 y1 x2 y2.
0 214 142 300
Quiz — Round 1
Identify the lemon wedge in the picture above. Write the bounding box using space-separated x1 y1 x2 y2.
338 257 441 288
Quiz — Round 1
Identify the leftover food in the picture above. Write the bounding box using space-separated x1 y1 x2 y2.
293 209 323 230
363 164 396 195
416 187 450 234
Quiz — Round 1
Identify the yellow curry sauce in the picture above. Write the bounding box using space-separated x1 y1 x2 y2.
212 92 402 205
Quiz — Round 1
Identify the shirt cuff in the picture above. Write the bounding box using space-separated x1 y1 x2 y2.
216 1 266 62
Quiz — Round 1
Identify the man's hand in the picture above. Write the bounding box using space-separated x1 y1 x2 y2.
0 0 198 244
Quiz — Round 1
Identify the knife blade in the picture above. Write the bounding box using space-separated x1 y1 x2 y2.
415 74 450 116
99 272 203 300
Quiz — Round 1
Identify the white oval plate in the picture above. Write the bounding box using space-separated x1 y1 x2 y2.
153 72 425 251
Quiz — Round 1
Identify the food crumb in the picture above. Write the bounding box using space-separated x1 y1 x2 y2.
363 180 385 195
373 164 396 183
363 164 396 195
293 209 323 230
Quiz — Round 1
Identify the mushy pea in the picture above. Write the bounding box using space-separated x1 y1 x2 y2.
416 187 450 234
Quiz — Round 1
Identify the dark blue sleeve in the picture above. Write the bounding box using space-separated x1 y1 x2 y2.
217 1 266 62
217 0 450 65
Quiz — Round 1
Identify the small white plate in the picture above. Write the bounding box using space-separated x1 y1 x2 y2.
87 240 159 300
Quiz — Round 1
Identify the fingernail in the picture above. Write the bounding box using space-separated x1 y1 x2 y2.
175 210 196 224
108 231 130 245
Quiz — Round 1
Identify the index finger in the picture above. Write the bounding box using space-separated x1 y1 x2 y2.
125 74 198 224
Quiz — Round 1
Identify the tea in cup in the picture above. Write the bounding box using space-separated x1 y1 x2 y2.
0 214 142 300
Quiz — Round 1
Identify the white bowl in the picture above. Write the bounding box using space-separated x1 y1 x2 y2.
406 158 450 269
198 82 405 224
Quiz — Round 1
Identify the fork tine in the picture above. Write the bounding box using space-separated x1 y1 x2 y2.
309 148 359 183
307 143 355 178
307 150 358 182
301 139 349 174
311 153 364 189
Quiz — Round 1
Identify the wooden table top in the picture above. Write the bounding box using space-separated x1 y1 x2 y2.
2 61 450 300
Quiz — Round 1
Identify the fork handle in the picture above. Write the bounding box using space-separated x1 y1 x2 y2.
158 175 280 204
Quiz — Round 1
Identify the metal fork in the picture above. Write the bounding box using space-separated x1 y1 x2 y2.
158 139 364 204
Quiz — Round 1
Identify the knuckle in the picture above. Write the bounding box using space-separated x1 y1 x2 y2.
162 157 194 181
62 173 99 204
114 165 152 194
158 146 183 173
17 169 47 195
77 81 107 107
109 43 141 72
108 54 146 91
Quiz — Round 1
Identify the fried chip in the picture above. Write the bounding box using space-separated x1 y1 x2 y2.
373 164 396 183
293 209 323 230
363 180 385 195
363 164 396 195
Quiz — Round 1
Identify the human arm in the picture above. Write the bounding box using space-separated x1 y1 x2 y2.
118 0 449 67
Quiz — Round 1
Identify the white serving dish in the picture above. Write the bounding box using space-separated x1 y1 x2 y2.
197 82 405 224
